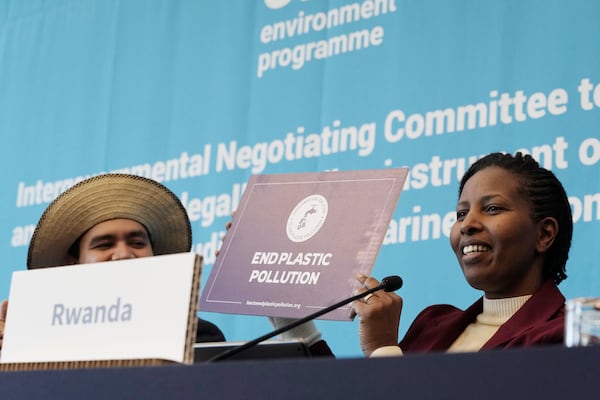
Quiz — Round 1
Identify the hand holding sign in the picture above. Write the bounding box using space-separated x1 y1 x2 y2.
0 299 8 352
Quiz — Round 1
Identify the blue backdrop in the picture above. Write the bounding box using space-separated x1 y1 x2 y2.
1 0 599 357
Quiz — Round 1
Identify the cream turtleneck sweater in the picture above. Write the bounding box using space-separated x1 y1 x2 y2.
447 295 531 352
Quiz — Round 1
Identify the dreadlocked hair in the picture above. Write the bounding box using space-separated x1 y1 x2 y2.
459 152 572 285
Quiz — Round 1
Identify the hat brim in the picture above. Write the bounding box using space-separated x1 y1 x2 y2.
27 174 192 268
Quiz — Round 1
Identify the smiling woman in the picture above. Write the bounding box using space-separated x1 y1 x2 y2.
450 166 557 299
352 152 573 357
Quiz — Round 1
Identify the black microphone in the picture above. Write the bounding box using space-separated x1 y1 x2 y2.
208 275 403 362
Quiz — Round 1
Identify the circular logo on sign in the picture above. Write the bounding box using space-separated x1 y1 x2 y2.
264 0 292 10
286 194 328 242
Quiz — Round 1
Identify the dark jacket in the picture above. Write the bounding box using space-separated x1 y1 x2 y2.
399 280 565 353
195 317 335 358
196 318 226 342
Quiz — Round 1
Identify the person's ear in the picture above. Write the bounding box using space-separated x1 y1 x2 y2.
536 217 558 254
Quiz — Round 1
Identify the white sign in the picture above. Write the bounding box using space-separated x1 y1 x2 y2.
0 252 201 365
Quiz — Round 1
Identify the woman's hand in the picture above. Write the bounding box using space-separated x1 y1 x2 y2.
215 216 234 258
352 274 403 356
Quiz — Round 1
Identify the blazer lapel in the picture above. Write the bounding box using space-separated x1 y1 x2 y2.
427 300 484 351
482 280 565 349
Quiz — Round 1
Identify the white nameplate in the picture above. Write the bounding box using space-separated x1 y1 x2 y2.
0 252 201 365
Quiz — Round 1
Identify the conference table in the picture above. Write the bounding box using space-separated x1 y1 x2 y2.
1 345 597 399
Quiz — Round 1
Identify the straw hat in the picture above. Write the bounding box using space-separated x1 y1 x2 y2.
27 173 192 269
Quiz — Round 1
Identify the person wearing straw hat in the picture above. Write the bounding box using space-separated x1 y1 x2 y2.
0 173 225 351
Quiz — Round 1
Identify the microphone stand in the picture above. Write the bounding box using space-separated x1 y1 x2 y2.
208 280 396 362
